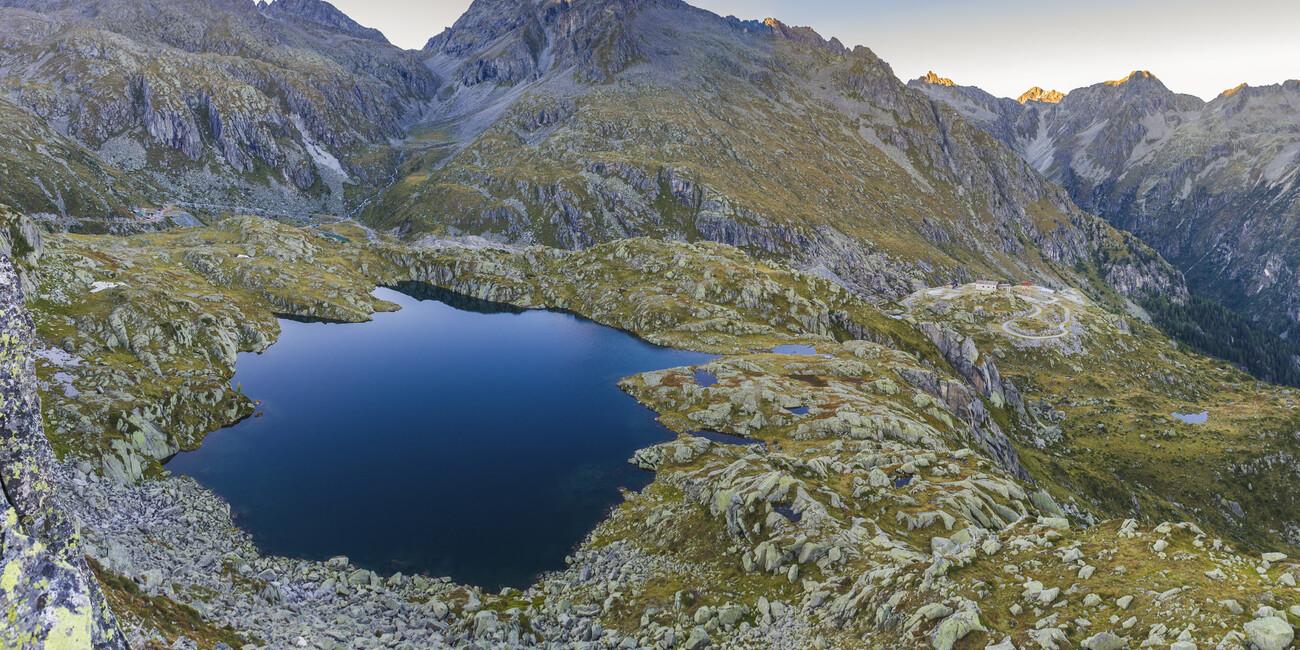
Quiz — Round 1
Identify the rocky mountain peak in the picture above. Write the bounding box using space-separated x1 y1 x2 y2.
1107 69 1159 85
1058 69 1203 117
760 17 847 54
1101 70 1173 94
422 0 648 87
423 0 869 94
918 66 1300 345
1220 82 1250 98
1204 79 1300 123
1017 86 1064 104
917 71 956 86
258 0 389 42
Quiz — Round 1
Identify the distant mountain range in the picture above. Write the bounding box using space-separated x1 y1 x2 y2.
911 70 1300 337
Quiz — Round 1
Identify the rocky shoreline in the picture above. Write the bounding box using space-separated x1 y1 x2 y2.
63 458 825 649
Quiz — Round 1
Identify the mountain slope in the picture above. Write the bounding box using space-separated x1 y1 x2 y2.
360 0 1185 308
0 0 438 217
912 71 1300 339
0 95 150 220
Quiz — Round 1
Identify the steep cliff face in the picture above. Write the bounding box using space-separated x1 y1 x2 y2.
1017 87 1064 104
913 71 1300 337
366 0 1186 308
0 0 1189 306
1 242 125 649
0 0 437 216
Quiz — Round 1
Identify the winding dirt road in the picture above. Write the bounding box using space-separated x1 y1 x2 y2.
1000 300 1072 340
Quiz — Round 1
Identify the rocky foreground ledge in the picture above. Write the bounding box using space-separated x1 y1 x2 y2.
1 253 126 648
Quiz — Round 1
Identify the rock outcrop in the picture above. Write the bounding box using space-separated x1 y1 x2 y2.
13 215 1300 647
1 252 126 649
1017 86 1065 104
258 0 390 42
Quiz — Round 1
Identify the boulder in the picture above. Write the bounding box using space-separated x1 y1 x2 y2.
1244 617 1293 650
1082 630 1129 650
932 608 985 650
685 626 711 649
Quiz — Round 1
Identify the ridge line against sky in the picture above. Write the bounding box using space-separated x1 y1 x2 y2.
327 0 1300 101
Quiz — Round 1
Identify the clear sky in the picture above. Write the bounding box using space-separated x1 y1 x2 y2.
329 0 1300 100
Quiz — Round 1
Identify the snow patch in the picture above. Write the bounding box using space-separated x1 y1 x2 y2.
1263 142 1300 185
90 281 123 293
290 114 348 180
859 126 932 192
1023 113 1056 174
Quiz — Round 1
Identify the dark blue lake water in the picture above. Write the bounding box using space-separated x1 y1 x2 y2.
166 285 715 590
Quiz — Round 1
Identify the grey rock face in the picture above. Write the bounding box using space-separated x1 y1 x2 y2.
258 0 390 42
0 253 126 649
0 0 438 215
1244 616 1294 650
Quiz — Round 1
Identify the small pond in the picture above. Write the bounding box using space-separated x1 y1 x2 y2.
1171 411 1210 424
687 430 766 447
692 369 718 387
771 344 822 356
772 504 802 523
166 286 716 590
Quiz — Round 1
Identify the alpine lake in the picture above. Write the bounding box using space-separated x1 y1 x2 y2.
166 285 717 590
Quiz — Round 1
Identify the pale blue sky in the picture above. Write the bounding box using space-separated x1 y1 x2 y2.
330 0 1300 100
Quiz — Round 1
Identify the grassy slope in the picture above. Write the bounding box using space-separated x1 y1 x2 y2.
906 286 1300 550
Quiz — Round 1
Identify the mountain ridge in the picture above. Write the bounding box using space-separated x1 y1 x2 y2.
362 0 1188 316
912 69 1300 341
1017 86 1064 104
8 1 1300 648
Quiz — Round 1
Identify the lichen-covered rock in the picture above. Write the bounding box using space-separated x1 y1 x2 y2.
1244 616 1294 650
0 253 125 648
